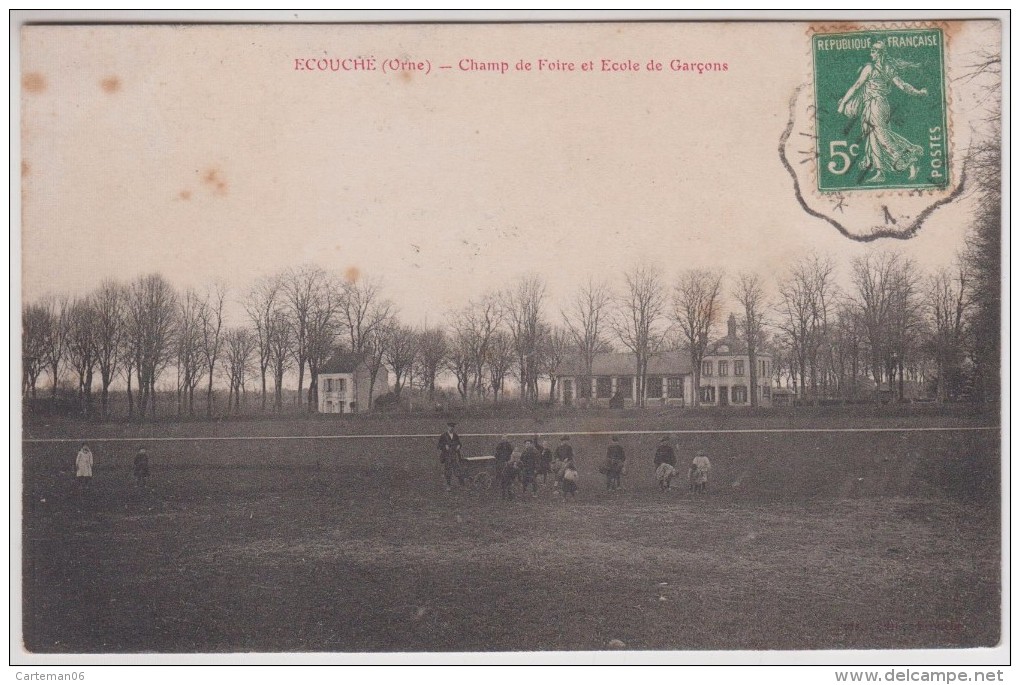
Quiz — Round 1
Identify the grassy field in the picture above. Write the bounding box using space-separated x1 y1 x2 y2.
21 414 1001 653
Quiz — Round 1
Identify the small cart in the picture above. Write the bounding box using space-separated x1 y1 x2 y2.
459 455 497 489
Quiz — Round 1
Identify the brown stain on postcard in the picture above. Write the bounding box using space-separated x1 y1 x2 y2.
201 168 228 195
100 76 122 94
344 266 361 283
22 73 46 93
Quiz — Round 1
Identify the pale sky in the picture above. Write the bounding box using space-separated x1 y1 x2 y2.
19 20 1001 325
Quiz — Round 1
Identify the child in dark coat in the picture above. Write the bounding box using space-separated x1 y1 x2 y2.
133 448 150 488
499 456 521 501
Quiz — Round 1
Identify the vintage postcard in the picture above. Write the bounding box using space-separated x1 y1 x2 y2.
14 13 1005 668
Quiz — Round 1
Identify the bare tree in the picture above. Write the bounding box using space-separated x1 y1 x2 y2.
127 274 179 419
537 324 571 402
733 272 767 408
64 298 98 415
562 277 614 381
267 311 293 411
830 299 867 399
91 280 126 418
963 108 1002 401
486 330 515 402
340 275 394 357
925 261 971 402
175 289 206 416
447 331 473 401
776 256 836 402
362 326 389 408
613 264 669 408
198 283 227 417
502 275 547 403
224 327 257 413
22 302 52 399
850 251 920 400
244 275 282 411
42 296 70 398
455 294 502 398
305 276 344 411
281 265 329 406
673 269 724 407
413 326 448 403
384 323 420 401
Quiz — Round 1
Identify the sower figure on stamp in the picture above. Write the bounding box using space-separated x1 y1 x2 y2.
438 422 464 491
837 40 928 184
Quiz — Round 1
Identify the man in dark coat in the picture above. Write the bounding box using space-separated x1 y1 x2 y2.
535 436 553 484
493 434 514 498
438 422 464 489
519 439 539 497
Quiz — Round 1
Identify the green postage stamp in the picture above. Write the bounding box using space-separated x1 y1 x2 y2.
813 28 948 192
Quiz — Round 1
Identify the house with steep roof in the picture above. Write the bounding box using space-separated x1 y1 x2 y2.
316 352 387 414
698 314 774 406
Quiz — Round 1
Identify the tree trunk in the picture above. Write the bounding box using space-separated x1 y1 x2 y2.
206 370 215 418
897 360 905 401
50 362 59 398
749 347 758 409
260 370 268 411
691 361 702 408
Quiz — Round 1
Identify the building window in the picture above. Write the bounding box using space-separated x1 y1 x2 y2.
762 385 771 398
646 376 663 399
324 378 334 392
667 377 684 399
702 361 713 377
699 386 716 403
596 377 613 399
718 361 729 376
734 360 744 376
576 376 592 399
732 385 748 403
760 359 767 376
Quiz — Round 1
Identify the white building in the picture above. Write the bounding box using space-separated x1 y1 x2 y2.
698 314 773 406
316 353 387 414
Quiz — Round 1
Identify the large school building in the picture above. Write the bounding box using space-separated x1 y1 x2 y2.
552 314 773 408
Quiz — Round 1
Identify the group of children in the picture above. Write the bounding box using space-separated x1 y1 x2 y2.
71 442 151 494
479 432 711 501
492 435 579 501
650 436 712 493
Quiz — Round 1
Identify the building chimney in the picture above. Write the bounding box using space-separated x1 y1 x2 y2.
728 313 737 339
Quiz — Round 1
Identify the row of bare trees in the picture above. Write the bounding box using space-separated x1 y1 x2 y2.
22 240 998 419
